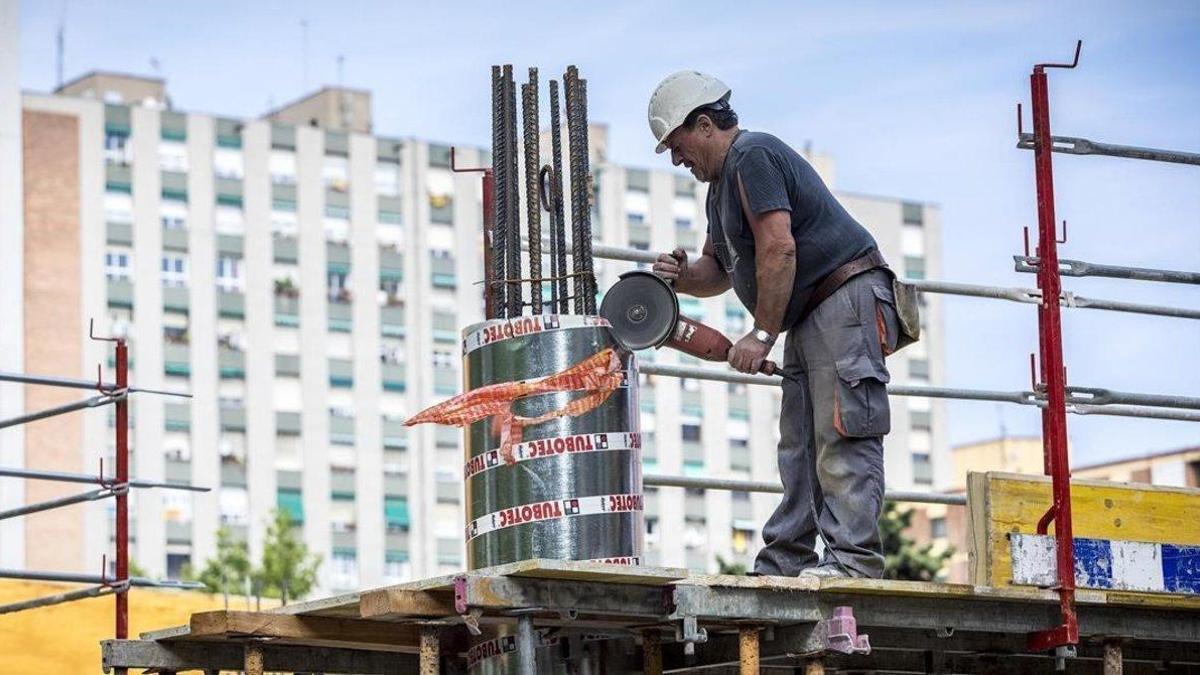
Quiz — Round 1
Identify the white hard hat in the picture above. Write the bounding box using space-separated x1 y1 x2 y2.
647 71 731 154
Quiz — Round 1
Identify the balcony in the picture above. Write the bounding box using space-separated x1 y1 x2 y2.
274 294 300 327
329 414 355 445
107 278 133 309
220 459 247 488
164 343 190 377
680 390 703 417
218 347 245 379
383 417 408 448
165 520 191 545
164 457 191 483
216 234 244 256
105 164 132 193
435 480 460 503
219 407 246 432
162 226 188 252
163 286 189 315
276 411 301 436
331 469 356 498
217 290 244 318
273 235 298 263
381 306 405 337
384 472 408 497
106 221 132 245
682 440 704 464
275 353 300 377
327 299 352 333
329 358 354 388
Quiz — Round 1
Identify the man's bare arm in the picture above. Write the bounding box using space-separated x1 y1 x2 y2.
653 235 731 297
676 236 732 297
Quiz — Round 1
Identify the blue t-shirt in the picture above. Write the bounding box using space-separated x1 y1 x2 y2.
705 130 878 331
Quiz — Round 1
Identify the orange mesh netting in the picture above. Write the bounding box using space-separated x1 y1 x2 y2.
405 348 624 464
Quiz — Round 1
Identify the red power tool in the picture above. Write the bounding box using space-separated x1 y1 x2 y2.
599 270 780 375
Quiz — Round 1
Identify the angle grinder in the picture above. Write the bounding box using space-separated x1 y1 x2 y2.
599 269 781 376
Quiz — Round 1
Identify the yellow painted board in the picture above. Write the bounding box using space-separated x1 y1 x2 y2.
967 471 1200 589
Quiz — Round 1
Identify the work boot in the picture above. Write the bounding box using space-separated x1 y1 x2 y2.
798 565 850 579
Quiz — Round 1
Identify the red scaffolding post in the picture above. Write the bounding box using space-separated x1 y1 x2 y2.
1025 40 1082 655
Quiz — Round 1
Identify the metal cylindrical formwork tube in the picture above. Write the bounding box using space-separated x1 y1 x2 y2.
461 315 644 569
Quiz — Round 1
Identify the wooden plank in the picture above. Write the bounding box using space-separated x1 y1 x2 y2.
487 559 689 585
187 610 422 651
967 471 1200 591
359 588 456 621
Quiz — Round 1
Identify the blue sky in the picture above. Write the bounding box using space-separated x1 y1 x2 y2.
19 1 1200 466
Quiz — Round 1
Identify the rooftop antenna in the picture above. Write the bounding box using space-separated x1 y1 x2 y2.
55 1 67 88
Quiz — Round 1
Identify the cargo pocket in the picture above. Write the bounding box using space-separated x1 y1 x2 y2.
872 285 900 357
832 351 891 438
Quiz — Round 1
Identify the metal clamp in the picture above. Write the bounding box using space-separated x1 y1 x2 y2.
816 606 870 655
674 615 708 657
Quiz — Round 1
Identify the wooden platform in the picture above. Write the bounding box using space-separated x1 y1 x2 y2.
117 558 1200 673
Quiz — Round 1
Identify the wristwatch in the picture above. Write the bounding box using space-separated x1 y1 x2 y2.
752 326 777 346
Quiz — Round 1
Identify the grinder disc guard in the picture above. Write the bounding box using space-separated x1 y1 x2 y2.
599 271 679 350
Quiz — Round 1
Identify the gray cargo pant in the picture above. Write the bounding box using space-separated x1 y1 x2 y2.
753 269 899 578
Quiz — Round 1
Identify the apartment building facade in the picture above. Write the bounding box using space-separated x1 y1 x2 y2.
3 71 945 594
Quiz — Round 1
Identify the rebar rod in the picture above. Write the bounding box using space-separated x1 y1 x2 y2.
549 80 570 314
542 165 559 311
0 392 124 429
1017 133 1200 166
522 70 542 314
490 65 507 318
576 74 596 314
1015 256 1200 285
643 473 967 505
0 466 209 491
564 67 585 315
0 484 125 520
505 66 522 317
0 568 204 588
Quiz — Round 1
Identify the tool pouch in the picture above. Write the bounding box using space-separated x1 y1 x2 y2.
890 277 921 352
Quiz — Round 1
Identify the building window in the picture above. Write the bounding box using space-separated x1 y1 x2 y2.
912 453 933 485
930 517 947 539
432 350 455 369
161 254 188 287
627 212 645 226
105 132 131 165
105 251 132 281
331 549 358 589
104 193 134 225
271 209 298 236
909 358 930 382
910 410 932 431
215 205 245 235
674 217 692 229
160 202 188 230
324 157 349 192
269 150 296 185
375 163 401 197
216 255 243 292
902 202 924 226
904 255 926 281
213 147 244 180
681 424 701 442
327 269 351 302
159 141 188 173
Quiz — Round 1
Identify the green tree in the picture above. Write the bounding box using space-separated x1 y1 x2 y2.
256 509 321 604
715 554 748 575
880 501 953 581
194 526 252 596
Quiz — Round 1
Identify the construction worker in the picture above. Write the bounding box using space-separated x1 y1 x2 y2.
648 71 900 579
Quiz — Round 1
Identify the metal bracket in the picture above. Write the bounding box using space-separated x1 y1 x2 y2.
674 615 708 657
816 606 870 655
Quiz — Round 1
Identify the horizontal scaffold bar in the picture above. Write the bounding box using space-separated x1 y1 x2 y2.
643 473 966 505
1017 132 1200 166
0 466 209 492
1015 255 1200 285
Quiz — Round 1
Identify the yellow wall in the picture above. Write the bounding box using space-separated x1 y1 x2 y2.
0 580 276 674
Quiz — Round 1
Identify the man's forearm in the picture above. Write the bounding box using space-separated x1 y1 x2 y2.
753 245 796 334
678 255 732 297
